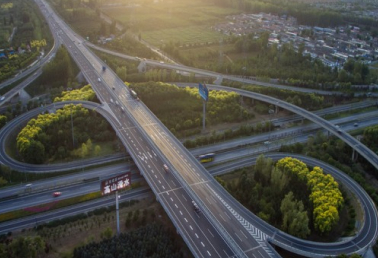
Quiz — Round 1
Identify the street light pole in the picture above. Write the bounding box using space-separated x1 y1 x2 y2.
116 191 120 236
70 105 74 148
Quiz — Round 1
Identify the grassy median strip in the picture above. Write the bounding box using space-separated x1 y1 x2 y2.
0 192 102 223
0 182 141 224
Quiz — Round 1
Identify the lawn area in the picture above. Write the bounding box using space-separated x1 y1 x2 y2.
142 25 223 46
66 8 102 37
101 0 238 45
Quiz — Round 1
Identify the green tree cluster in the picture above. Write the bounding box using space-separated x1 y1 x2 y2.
105 37 159 60
229 34 374 87
276 157 344 234
27 46 80 98
362 125 378 153
132 82 252 132
16 104 115 163
40 46 74 87
279 132 378 251
0 115 7 129
0 52 40 82
73 223 183 258
280 191 310 238
53 84 96 102
0 235 46 258
249 85 326 111
183 121 273 148
339 59 370 85
219 155 311 238
280 131 378 208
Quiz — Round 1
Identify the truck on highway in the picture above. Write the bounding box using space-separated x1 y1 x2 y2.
130 89 139 101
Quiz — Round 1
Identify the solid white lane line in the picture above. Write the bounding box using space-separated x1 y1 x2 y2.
207 229 214 238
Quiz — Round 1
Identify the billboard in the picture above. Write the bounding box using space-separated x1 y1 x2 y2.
101 172 131 195
198 83 209 101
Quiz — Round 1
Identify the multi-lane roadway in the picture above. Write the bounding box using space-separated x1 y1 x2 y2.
37 1 264 257
1 0 377 257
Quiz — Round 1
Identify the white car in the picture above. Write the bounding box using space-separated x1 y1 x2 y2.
0 96 5 101
97 78 101 82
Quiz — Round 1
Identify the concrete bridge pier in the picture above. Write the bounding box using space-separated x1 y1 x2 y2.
352 149 358 161
213 76 223 85
137 61 146 73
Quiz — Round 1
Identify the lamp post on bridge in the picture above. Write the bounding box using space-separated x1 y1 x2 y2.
198 82 209 132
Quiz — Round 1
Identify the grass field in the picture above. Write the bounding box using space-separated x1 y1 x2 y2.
101 0 238 45
142 25 223 46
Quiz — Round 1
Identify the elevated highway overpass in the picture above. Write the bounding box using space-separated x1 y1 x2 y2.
7 0 378 257
37 0 275 257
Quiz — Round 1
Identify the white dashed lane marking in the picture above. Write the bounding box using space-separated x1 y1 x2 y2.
240 230 248 239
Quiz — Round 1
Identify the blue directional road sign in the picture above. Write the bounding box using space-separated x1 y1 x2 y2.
198 83 209 101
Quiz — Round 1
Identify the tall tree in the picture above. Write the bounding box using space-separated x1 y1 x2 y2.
280 191 310 238
0 115 7 129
